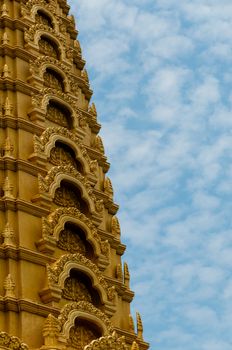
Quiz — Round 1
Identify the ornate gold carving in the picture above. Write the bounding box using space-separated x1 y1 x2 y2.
36 11 53 28
74 39 82 54
63 278 92 302
47 102 69 127
136 312 143 340
88 103 97 119
46 253 115 301
21 0 56 19
92 136 104 154
42 314 60 347
84 332 128 350
3 97 13 116
1 32 9 45
112 216 120 237
124 262 130 287
68 324 97 350
58 228 86 254
104 177 113 199
131 341 140 350
115 264 123 280
129 314 135 332
0 332 28 350
24 23 65 47
100 240 109 258
2 222 15 246
49 146 77 167
4 274 15 298
38 165 101 213
2 64 10 78
58 301 113 333
3 137 14 157
1 3 9 17
33 127 93 172
54 186 81 208
3 177 13 198
42 207 100 242
44 70 64 91
39 37 59 59
81 69 89 85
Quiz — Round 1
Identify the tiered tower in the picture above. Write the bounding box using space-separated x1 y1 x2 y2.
0 1 149 350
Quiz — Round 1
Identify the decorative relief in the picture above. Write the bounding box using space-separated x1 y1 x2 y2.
44 70 64 91
63 278 92 302
92 135 105 154
49 145 77 167
21 0 56 18
24 23 65 47
68 324 98 350
58 301 113 334
2 222 15 246
3 137 14 158
38 165 101 214
46 253 115 301
53 186 81 208
42 313 61 347
0 332 28 350
42 207 100 243
3 177 14 198
112 216 120 237
35 11 53 28
39 37 59 59
4 274 15 298
58 228 86 254
31 87 78 114
84 332 128 350
136 312 143 340
104 177 113 199
47 102 69 127
32 127 95 174
88 103 97 119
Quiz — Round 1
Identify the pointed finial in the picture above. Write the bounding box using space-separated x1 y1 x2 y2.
2 64 10 78
129 314 135 332
116 263 123 280
1 3 9 17
81 69 89 84
2 222 15 246
104 177 114 199
131 341 140 350
93 135 104 154
4 274 15 298
124 262 130 287
136 312 144 340
3 97 13 116
43 314 60 346
74 40 82 54
4 137 14 157
3 177 13 198
112 216 121 237
1 32 9 45
88 102 97 119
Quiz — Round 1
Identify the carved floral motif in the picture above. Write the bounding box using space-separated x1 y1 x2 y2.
63 278 92 302
54 186 81 208
58 301 113 333
49 145 77 167
47 102 69 127
46 253 115 301
58 228 86 254
44 70 64 91
68 324 98 350
0 332 28 350
84 332 128 350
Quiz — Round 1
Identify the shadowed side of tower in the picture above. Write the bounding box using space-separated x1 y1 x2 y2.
0 0 149 349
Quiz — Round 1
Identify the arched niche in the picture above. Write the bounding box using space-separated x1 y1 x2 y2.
57 221 95 259
39 34 60 59
44 68 65 92
62 269 101 307
67 317 102 350
46 99 73 128
49 141 84 173
36 9 54 28
53 180 90 216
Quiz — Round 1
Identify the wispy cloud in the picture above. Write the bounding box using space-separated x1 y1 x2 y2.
71 0 232 348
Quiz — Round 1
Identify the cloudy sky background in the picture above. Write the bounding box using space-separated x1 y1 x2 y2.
70 1 232 349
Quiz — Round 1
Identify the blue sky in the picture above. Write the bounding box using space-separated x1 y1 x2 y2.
70 1 232 349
